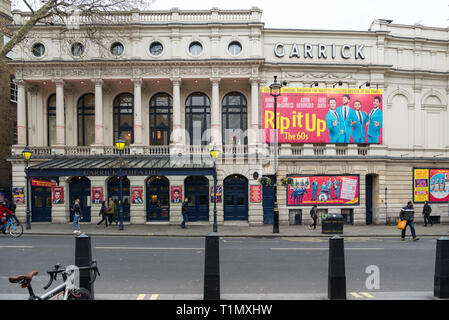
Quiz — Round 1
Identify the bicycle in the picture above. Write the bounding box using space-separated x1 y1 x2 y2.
9 260 100 300
1 213 23 238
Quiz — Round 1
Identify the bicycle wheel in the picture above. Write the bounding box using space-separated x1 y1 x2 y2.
68 288 91 300
8 223 23 238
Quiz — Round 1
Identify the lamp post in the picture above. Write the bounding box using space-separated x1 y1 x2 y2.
22 146 32 230
269 76 282 234
115 136 126 231
210 145 220 233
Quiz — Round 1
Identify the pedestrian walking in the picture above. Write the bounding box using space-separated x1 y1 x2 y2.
422 201 433 227
107 197 116 225
181 197 189 229
113 199 119 225
70 198 82 234
399 200 419 241
308 205 318 230
96 201 108 228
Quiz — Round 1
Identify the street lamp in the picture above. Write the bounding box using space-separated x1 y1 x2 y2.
115 136 126 231
22 146 32 230
210 145 220 233
269 76 282 234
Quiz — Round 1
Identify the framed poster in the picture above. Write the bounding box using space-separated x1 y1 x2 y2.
413 168 430 203
92 187 103 204
171 186 182 203
429 169 449 203
52 186 64 204
13 188 24 204
131 187 144 204
287 174 360 206
210 185 222 203
250 185 262 203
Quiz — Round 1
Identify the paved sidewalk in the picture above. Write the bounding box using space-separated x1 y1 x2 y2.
17 222 449 238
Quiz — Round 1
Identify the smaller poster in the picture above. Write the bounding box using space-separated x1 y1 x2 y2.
413 169 429 203
13 188 24 204
210 185 222 203
52 186 64 204
429 169 449 203
250 185 262 203
92 187 103 204
171 186 182 203
131 187 144 204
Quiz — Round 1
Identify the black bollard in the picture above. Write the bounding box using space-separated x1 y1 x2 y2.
204 233 220 300
273 203 280 234
328 235 346 300
75 234 94 300
434 237 449 298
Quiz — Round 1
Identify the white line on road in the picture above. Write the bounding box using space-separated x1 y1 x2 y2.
270 247 384 251
0 246 34 249
95 247 203 250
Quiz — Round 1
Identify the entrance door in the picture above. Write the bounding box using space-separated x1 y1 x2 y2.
31 186 52 222
262 175 275 224
185 176 209 221
108 176 130 221
146 177 170 221
69 177 91 222
224 175 248 221
366 175 373 225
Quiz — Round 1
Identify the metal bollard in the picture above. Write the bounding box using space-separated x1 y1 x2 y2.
75 234 94 300
203 233 220 300
434 237 449 298
328 235 346 300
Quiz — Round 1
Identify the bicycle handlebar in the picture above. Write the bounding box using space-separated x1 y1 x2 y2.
43 261 100 290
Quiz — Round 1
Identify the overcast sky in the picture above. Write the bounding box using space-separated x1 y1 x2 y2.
151 0 449 30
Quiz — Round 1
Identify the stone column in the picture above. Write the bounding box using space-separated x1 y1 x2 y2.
132 78 143 154
92 79 104 154
210 78 221 146
54 79 65 154
413 78 423 149
171 77 182 152
249 78 260 153
16 80 26 147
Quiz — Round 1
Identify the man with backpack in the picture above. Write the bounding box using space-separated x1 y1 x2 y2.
308 205 318 230
422 201 432 227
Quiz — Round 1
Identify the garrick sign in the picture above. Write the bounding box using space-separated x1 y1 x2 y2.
274 42 366 60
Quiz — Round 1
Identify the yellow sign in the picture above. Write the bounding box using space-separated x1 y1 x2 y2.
413 169 429 202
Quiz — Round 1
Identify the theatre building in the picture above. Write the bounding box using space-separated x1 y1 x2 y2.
7 7 449 227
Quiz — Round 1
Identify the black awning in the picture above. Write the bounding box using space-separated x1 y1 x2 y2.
27 155 216 177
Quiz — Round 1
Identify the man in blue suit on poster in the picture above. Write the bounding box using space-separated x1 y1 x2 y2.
325 97 344 143
350 100 369 143
311 179 319 201
336 94 357 143
367 96 383 143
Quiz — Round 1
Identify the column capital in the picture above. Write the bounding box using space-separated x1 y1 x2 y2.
14 79 26 87
91 78 104 86
132 78 143 86
170 77 181 85
26 85 38 95
52 78 65 86
250 77 260 85
210 77 221 85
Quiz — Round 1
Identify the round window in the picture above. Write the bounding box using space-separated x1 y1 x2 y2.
71 42 84 56
189 41 203 56
110 42 124 56
149 42 163 56
228 41 242 55
32 43 45 57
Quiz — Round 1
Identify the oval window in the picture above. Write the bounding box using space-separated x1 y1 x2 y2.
149 42 163 56
228 41 242 55
110 42 124 56
71 42 84 56
32 43 45 57
189 41 203 56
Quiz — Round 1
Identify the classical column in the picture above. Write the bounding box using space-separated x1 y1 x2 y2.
250 78 260 149
413 78 423 148
171 77 182 145
92 79 104 153
54 79 65 146
16 80 27 146
133 78 143 145
210 78 221 146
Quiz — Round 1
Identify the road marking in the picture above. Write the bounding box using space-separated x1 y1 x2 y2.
350 292 363 298
360 292 375 298
270 247 384 251
0 246 34 249
149 294 159 300
136 294 146 300
95 247 203 250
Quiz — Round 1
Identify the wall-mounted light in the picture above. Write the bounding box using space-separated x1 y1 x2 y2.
332 81 343 88
310 82 319 88
359 81 370 88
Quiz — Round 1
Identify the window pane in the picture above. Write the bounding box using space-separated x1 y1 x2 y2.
48 116 56 146
84 116 95 146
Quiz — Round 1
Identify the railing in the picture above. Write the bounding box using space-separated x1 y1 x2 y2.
223 145 248 156
291 146 303 156
65 146 91 155
313 145 325 156
30 146 52 156
104 146 131 155
358 146 369 156
336 146 347 156
143 145 170 155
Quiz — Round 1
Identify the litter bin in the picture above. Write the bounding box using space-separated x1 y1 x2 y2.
322 214 344 234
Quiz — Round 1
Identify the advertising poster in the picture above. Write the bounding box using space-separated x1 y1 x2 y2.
91 187 103 204
262 88 383 144
210 185 222 203
413 169 430 203
287 175 359 206
52 186 64 204
131 187 144 204
429 169 449 203
13 188 25 204
171 186 182 203
32 179 56 188
250 185 262 203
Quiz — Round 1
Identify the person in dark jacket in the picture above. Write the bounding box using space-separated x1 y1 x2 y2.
399 200 419 241
308 205 318 230
96 201 108 228
181 197 189 229
422 201 432 227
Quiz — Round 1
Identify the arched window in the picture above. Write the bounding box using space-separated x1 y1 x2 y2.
222 92 247 145
47 94 56 146
185 92 210 145
149 93 172 146
113 93 134 145
77 93 95 146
